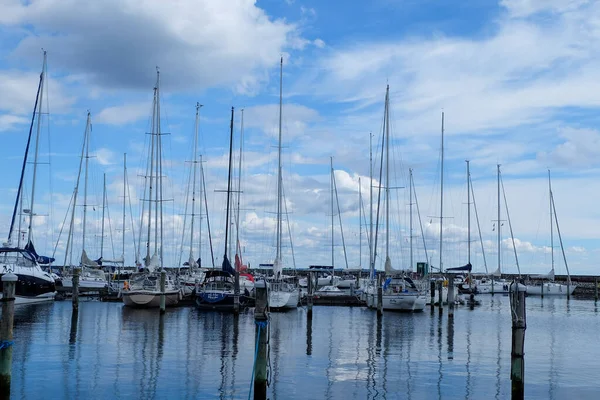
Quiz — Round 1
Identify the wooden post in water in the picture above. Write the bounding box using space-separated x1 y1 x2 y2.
377 274 383 316
254 280 269 400
0 273 17 398
72 267 80 311
540 281 544 299
430 280 435 307
233 269 240 314
437 280 443 308
595 277 598 303
447 276 455 319
159 270 166 314
510 280 526 400
307 272 313 317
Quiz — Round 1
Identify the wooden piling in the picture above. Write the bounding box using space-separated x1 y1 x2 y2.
430 280 435 307
253 280 269 400
377 274 383 316
72 267 80 311
437 280 443 309
540 281 544 299
595 277 598 302
0 273 17 399
447 278 455 319
233 270 240 314
159 270 166 314
307 272 313 317
510 280 526 400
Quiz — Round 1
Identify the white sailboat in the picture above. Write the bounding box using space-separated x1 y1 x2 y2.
123 69 181 308
369 86 426 312
526 171 575 296
59 112 109 293
1 52 56 305
267 57 299 310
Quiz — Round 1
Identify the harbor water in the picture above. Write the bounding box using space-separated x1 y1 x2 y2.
9 296 600 399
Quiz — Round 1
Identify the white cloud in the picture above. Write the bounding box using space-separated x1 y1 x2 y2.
243 103 321 140
0 114 28 132
2 0 305 94
500 0 590 17
537 127 600 168
96 103 151 125
94 147 116 166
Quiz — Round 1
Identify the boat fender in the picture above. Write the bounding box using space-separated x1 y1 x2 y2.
123 281 130 291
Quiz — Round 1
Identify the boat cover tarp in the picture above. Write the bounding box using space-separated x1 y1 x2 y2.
24 240 55 265
446 263 472 272
222 254 235 275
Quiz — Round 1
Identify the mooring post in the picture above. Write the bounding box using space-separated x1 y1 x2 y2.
0 273 17 398
510 280 526 400
541 281 544 299
447 276 455 319
430 280 435 307
233 270 240 314
377 274 383 316
72 267 80 311
307 272 313 317
437 280 443 308
595 277 598 303
253 280 269 400
159 270 166 314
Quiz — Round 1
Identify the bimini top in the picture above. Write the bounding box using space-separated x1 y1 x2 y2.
308 265 333 270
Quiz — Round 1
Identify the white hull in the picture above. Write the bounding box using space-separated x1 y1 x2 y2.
299 275 340 288
526 283 576 296
60 278 108 290
336 279 357 289
382 294 427 311
122 290 181 308
269 289 299 309
0 292 56 305
476 280 511 294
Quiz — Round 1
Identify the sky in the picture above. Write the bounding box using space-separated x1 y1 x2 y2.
1 0 599 276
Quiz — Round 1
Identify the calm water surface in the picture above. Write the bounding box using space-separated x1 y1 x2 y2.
8 297 600 399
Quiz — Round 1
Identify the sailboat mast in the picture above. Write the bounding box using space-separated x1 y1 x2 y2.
27 51 46 246
155 71 162 264
439 112 444 273
359 177 362 268
466 160 471 265
82 112 91 252
549 169 554 273
409 168 413 272
369 132 374 278
236 109 244 259
276 57 283 264
470 175 488 273
101 173 106 259
146 84 157 266
190 103 201 264
224 107 235 261
385 85 390 262
497 164 501 275
122 153 126 262
201 158 215 267
330 157 335 272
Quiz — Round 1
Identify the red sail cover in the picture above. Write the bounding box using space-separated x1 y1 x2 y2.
235 254 254 281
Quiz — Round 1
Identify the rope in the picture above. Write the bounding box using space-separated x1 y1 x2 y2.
0 340 14 350
248 320 269 400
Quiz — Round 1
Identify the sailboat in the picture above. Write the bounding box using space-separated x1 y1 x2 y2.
196 107 251 310
369 86 426 312
266 57 299 310
179 103 206 296
57 112 109 293
0 51 56 304
526 170 576 296
122 70 182 308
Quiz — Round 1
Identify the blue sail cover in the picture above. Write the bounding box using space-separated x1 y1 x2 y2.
222 254 235 275
24 240 55 265
446 263 472 272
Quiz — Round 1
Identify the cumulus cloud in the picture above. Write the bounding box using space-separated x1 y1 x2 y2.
96 103 151 126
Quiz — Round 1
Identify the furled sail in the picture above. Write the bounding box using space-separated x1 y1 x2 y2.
384 256 401 275
81 249 99 267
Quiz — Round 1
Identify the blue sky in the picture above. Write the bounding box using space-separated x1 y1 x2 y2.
1 0 599 275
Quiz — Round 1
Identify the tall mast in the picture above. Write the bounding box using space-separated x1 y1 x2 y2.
330 157 335 272
385 85 390 262
369 132 374 279
145 82 157 266
224 107 235 264
201 157 215 267
359 177 362 268
236 109 244 259
466 160 471 265
101 173 106 259
122 153 127 262
276 56 283 265
156 69 163 266
439 112 444 273
409 168 413 272
190 103 201 265
497 164 501 275
27 51 47 246
470 175 488 273
82 112 91 252
8 53 44 246
549 169 554 273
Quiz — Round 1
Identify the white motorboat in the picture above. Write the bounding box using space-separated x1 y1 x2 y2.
336 275 357 289
526 281 575 296
299 274 340 288
59 267 108 291
122 271 182 308
315 285 346 297
0 248 56 305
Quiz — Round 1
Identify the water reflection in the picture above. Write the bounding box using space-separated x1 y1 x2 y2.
306 315 312 356
447 316 454 360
